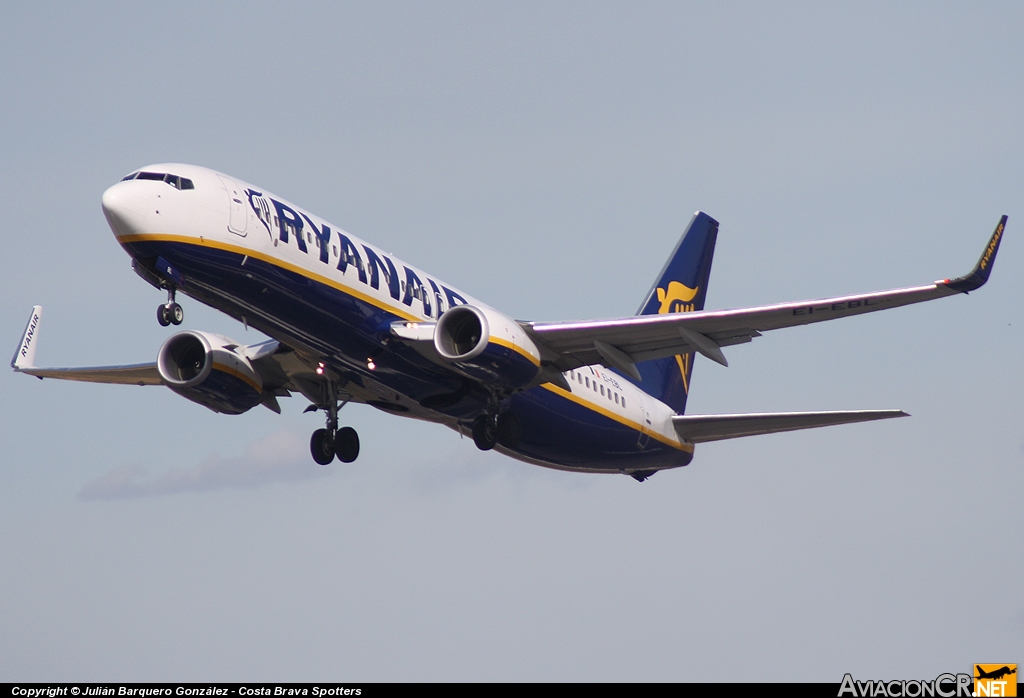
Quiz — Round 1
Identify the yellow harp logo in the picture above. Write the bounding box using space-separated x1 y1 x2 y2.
656 281 699 393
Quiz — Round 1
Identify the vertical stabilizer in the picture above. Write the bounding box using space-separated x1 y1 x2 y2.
632 212 718 414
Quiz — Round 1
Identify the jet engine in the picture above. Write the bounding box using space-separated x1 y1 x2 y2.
157 330 263 414
433 305 541 389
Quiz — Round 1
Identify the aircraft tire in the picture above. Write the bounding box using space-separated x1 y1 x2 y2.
496 412 521 448
157 304 171 327
472 415 497 451
310 428 335 466
169 303 184 325
335 427 360 463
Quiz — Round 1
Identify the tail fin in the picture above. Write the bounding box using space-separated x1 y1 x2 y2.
633 212 719 414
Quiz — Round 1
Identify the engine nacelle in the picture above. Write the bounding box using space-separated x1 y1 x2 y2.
158 331 263 415
434 304 541 389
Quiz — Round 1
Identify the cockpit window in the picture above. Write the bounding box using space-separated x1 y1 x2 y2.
132 171 195 190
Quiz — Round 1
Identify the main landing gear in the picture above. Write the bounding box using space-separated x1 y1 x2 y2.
310 426 360 465
309 391 360 465
471 411 520 451
157 288 184 327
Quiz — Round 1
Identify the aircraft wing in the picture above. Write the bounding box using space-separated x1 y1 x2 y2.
10 306 163 385
10 305 377 414
524 216 1005 378
672 410 908 443
16 363 163 385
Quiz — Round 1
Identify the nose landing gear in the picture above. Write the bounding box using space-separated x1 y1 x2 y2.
157 288 184 327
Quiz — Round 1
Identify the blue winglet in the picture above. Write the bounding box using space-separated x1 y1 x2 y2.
945 216 1006 293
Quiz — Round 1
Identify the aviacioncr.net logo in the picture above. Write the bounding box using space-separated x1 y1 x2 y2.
839 673 973 697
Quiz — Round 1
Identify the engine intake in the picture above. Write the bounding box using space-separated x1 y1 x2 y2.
158 331 263 414
434 304 541 389
435 305 488 361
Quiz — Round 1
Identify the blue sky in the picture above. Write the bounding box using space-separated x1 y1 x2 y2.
1 1 1021 681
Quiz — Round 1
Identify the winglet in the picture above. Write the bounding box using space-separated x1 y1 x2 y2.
12 306 42 370
944 216 1006 293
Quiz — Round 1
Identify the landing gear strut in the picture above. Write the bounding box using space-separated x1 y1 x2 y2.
308 386 360 465
157 288 183 327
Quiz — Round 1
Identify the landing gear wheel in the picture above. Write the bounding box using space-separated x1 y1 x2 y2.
168 302 184 325
334 427 360 463
310 428 335 465
157 304 172 327
472 415 497 451
496 412 521 448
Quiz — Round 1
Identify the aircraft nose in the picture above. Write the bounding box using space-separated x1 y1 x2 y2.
101 182 149 237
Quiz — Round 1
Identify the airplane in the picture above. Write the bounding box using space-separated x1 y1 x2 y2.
975 666 1016 681
11 163 1006 481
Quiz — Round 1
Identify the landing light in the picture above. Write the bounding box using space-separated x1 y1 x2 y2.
367 358 376 371
316 361 324 376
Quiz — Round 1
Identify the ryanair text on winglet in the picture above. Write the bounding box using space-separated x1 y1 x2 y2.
19 311 39 359
980 221 1004 271
838 673 973 698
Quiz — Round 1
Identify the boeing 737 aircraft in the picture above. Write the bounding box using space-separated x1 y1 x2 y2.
12 164 1006 480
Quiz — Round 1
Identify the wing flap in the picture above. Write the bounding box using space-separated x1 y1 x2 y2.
672 410 908 443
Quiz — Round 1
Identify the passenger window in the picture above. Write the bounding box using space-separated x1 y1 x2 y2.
622 397 626 408
333 245 338 257
600 385 605 396
615 393 619 405
585 377 590 388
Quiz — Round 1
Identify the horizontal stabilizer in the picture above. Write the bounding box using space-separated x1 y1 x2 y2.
672 409 908 443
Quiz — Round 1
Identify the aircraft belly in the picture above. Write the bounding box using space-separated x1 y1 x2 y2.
503 389 693 472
